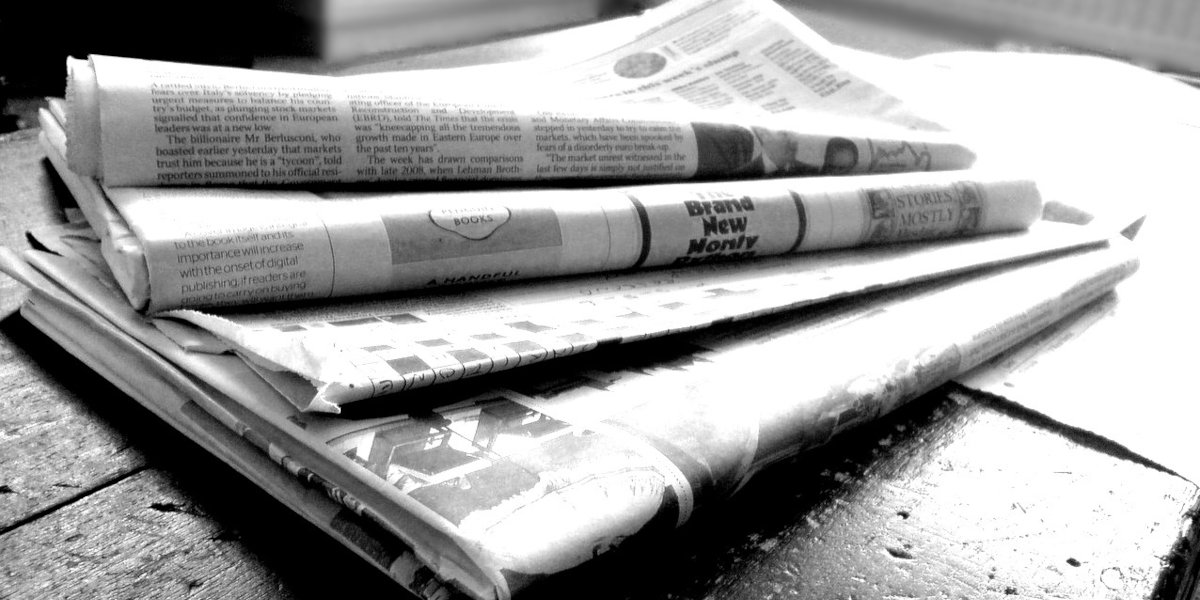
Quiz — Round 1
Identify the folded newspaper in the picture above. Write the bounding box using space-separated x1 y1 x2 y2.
0 218 1138 599
65 0 975 187
42 99 1077 413
42 102 1041 309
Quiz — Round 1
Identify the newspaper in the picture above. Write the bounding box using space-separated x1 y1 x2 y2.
10 286 447 600
42 98 1090 417
42 104 1038 314
0 226 1140 600
161 220 1103 412
65 0 975 187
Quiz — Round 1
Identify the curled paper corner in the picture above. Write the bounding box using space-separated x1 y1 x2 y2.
234 344 345 414
303 386 343 414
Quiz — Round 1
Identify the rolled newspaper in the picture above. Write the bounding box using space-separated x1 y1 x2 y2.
65 0 977 187
66 55 974 187
45 106 1037 313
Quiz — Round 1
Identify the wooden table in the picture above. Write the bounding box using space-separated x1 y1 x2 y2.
3 10 1200 599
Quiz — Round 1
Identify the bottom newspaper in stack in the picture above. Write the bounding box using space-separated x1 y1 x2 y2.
0 215 1137 599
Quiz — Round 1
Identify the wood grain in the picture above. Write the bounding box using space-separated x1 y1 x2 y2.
0 469 299 599
520 389 1200 600
0 130 150 532
0 314 145 532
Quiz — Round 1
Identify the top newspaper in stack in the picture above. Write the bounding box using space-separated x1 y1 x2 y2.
66 0 974 187
47 0 1034 316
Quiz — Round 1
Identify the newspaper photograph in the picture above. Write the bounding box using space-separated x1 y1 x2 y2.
0 228 1139 600
43 103 1038 314
65 0 974 187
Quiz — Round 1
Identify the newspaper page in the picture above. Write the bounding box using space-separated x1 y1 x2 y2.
41 105 1035 314
0 230 1139 600
160 221 1105 412
65 0 975 187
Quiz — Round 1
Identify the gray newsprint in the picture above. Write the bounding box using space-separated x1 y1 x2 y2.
65 0 973 187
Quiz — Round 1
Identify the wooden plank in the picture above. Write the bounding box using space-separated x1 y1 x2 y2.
711 393 1200 600
0 464 404 599
0 131 151 532
0 314 146 532
0 469 294 599
523 390 1200 600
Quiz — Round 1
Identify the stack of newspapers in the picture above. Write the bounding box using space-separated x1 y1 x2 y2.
0 0 1139 598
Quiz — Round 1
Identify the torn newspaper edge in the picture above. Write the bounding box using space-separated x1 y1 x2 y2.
0 225 1140 600
65 0 974 186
